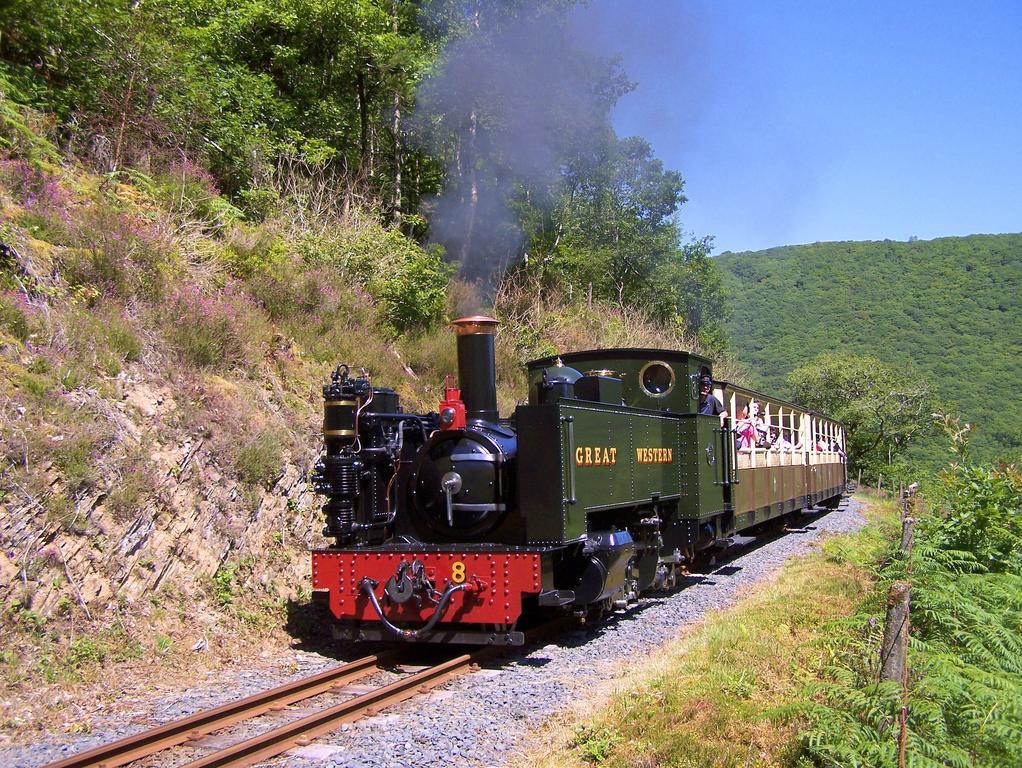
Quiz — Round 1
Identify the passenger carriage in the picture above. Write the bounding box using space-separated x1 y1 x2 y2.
712 382 847 532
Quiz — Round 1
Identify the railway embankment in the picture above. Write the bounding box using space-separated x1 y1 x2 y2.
4 499 868 768
0 151 731 742
522 495 892 768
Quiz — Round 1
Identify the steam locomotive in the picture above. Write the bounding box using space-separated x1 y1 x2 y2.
310 317 846 645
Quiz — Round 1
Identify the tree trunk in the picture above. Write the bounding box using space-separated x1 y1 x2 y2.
113 68 138 173
369 120 376 177
391 88 402 222
356 70 369 174
459 106 479 265
390 3 403 223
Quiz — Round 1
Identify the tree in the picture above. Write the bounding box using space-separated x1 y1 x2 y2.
648 235 730 351
548 135 686 304
414 0 634 285
787 353 932 480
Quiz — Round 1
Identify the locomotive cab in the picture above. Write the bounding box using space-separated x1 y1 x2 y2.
526 348 713 413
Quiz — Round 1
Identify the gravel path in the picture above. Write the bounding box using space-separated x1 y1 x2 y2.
5 499 866 768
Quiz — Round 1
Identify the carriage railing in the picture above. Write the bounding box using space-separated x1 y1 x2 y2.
736 445 843 470
722 386 845 472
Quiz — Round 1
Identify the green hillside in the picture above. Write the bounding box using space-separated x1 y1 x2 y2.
715 234 1022 465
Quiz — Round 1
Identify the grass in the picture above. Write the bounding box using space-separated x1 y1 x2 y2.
520 497 898 768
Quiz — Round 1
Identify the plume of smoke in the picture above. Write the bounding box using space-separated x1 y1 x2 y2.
413 2 631 300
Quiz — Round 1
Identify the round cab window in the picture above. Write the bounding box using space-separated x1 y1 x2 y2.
639 361 675 397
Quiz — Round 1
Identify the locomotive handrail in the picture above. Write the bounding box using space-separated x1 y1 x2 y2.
724 420 739 485
732 424 740 485
561 414 577 505
713 425 727 488
713 422 739 487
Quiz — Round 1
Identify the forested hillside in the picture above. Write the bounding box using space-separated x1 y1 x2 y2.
716 235 1022 465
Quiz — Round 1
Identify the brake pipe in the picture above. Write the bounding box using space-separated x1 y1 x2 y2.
359 577 475 641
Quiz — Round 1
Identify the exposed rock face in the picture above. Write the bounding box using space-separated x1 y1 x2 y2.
1 375 327 620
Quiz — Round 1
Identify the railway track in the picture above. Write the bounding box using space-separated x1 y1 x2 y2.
40 649 482 768
41 621 573 768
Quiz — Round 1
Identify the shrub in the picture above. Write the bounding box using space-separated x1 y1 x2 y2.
569 725 623 764
61 302 142 377
61 202 173 302
235 430 282 488
0 157 72 242
16 368 52 399
398 327 458 383
236 187 279 221
103 309 142 364
163 283 258 370
0 157 71 219
247 263 335 320
791 459 1022 768
66 636 106 668
924 462 1022 573
105 458 157 522
50 430 102 492
370 243 451 335
223 225 287 278
0 74 61 162
152 160 241 232
304 225 451 334
211 565 237 607
210 559 256 608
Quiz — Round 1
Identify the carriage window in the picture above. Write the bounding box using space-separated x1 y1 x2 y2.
639 361 675 397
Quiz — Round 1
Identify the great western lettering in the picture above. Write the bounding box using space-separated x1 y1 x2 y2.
574 446 618 466
635 447 674 464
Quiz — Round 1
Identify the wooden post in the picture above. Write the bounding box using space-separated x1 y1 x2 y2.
889 486 916 767
880 580 911 683
877 474 883 497
858 468 863 488
900 514 915 555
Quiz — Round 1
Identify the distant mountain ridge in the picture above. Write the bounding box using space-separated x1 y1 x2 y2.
715 234 1022 465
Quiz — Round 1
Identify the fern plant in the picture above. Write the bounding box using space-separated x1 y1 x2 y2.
785 459 1022 767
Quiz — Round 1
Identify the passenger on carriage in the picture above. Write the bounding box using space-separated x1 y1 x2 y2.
769 428 792 451
736 399 768 450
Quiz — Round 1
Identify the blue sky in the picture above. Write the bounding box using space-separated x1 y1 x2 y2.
573 1 1022 253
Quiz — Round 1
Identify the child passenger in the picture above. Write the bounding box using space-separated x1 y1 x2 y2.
736 400 768 449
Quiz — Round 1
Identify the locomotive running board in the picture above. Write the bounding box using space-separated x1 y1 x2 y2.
333 625 525 646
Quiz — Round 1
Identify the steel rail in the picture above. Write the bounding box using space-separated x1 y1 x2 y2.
41 654 389 768
180 652 480 768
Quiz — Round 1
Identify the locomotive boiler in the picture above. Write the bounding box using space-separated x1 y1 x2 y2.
310 317 846 645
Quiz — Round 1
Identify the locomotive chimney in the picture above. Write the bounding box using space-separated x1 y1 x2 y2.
451 316 499 422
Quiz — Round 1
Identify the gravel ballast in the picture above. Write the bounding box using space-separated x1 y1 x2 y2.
6 499 866 768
